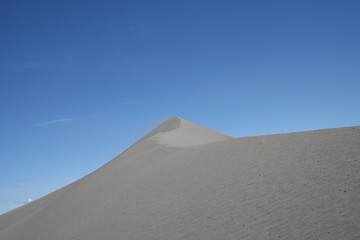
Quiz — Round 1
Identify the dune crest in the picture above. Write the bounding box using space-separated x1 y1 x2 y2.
144 117 232 147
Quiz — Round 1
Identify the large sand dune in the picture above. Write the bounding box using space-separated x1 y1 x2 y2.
0 117 359 240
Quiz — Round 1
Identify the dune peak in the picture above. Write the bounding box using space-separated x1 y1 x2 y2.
143 117 232 147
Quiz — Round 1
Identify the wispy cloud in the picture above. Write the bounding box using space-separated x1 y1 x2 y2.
0 176 80 215
14 198 32 205
35 117 82 127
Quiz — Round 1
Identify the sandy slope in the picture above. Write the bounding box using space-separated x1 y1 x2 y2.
0 117 359 240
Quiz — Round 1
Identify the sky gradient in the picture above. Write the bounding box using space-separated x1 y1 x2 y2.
1 0 360 214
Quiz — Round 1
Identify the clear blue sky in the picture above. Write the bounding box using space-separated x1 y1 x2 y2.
1 0 359 214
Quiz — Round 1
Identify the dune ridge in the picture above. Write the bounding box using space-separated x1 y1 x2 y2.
143 117 232 147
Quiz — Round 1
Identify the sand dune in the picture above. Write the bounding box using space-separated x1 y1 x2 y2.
0 117 359 240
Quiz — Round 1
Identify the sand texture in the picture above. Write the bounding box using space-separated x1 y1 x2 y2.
0 117 359 240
